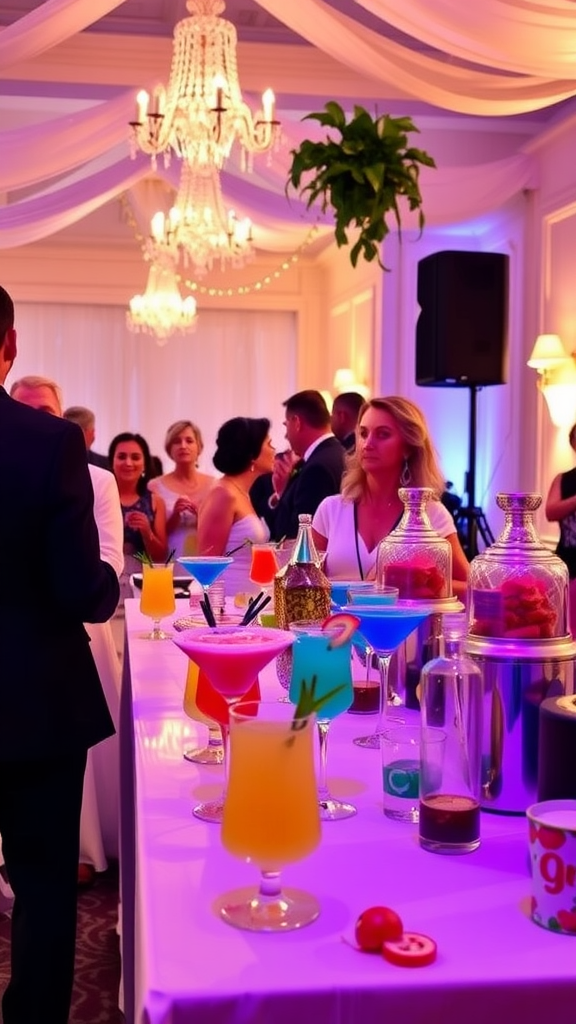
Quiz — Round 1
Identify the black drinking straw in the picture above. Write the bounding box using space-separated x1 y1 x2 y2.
241 592 271 626
199 595 216 627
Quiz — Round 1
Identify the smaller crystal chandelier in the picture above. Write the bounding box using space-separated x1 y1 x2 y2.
127 256 198 345
129 0 280 170
146 163 254 277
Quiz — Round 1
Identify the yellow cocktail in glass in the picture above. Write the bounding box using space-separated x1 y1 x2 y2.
182 661 223 765
216 701 321 932
140 562 176 639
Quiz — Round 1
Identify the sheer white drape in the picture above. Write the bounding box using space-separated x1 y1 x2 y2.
9 304 297 468
253 0 576 112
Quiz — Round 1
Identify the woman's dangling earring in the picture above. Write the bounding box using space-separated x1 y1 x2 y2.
400 458 411 487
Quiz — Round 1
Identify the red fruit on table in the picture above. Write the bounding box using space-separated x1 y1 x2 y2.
354 906 403 952
382 932 438 968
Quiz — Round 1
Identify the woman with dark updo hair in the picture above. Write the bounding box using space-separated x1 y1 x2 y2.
197 416 276 597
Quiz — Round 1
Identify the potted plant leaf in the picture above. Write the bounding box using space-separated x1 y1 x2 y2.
287 102 436 269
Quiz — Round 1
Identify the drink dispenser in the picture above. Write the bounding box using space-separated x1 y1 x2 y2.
464 492 576 814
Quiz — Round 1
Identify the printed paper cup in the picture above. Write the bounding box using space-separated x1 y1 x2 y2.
526 799 576 935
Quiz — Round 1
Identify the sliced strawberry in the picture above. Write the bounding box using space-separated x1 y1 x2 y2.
321 612 361 648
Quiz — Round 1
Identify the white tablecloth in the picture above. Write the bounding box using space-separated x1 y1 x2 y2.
120 599 576 1024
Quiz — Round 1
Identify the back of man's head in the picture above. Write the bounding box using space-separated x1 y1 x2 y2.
283 389 330 430
63 405 95 432
10 375 63 417
0 285 14 340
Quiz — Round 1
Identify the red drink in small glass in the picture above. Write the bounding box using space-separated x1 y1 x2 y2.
250 545 280 586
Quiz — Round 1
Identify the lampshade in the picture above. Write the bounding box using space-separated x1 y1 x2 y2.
527 334 568 370
333 368 357 392
539 360 576 428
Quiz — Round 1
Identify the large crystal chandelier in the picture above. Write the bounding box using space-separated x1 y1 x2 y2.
129 0 280 170
147 163 254 277
126 256 198 345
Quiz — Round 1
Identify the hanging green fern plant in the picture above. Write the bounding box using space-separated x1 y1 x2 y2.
287 102 436 269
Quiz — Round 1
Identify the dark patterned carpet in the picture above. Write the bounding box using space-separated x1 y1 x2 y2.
0 863 124 1024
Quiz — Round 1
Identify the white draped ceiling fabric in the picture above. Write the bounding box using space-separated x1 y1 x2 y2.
0 0 573 251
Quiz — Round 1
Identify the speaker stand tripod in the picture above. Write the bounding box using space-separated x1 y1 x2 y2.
454 385 495 560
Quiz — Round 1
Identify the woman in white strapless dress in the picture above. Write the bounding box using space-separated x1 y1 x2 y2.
197 417 276 599
148 419 215 559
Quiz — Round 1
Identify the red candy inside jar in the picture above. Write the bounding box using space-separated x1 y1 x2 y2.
383 561 448 601
467 493 569 643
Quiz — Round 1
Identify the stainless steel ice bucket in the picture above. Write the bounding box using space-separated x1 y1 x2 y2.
465 634 576 815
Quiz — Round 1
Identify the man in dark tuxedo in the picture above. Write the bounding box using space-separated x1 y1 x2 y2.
269 389 345 540
63 404 110 469
0 285 120 1024
330 391 365 452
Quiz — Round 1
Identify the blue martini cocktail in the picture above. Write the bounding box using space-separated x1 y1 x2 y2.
178 556 233 589
350 605 431 749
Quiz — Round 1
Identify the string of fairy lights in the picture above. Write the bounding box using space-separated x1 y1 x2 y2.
121 192 320 300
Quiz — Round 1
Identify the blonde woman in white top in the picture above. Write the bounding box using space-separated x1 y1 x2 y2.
148 419 215 558
312 396 469 598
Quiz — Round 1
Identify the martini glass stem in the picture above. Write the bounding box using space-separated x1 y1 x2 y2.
375 652 393 738
151 618 163 640
317 720 332 804
220 722 230 795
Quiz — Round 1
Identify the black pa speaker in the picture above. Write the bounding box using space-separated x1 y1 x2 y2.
415 250 509 387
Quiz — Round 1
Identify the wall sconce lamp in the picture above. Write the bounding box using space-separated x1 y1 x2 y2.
527 334 576 428
332 367 371 400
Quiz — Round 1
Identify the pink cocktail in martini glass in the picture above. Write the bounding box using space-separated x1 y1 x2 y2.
173 625 295 822
349 605 431 749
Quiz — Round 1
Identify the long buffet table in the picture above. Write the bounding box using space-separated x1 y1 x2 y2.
120 599 576 1024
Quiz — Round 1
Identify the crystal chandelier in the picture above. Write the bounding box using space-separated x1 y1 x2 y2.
127 257 198 345
129 0 280 170
147 163 254 277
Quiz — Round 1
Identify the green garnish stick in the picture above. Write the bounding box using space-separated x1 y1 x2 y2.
286 675 346 745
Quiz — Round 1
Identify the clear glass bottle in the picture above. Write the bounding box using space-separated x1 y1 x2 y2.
376 487 452 600
419 613 483 854
468 493 569 641
274 514 331 628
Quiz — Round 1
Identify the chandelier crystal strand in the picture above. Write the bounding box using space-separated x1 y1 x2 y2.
151 163 254 277
127 254 198 345
129 0 280 170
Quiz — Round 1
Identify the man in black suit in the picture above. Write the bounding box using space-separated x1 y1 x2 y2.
330 391 365 452
0 285 120 1024
269 389 345 540
63 404 110 469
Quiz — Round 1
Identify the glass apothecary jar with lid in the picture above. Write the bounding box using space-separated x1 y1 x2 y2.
467 493 569 641
375 487 452 601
